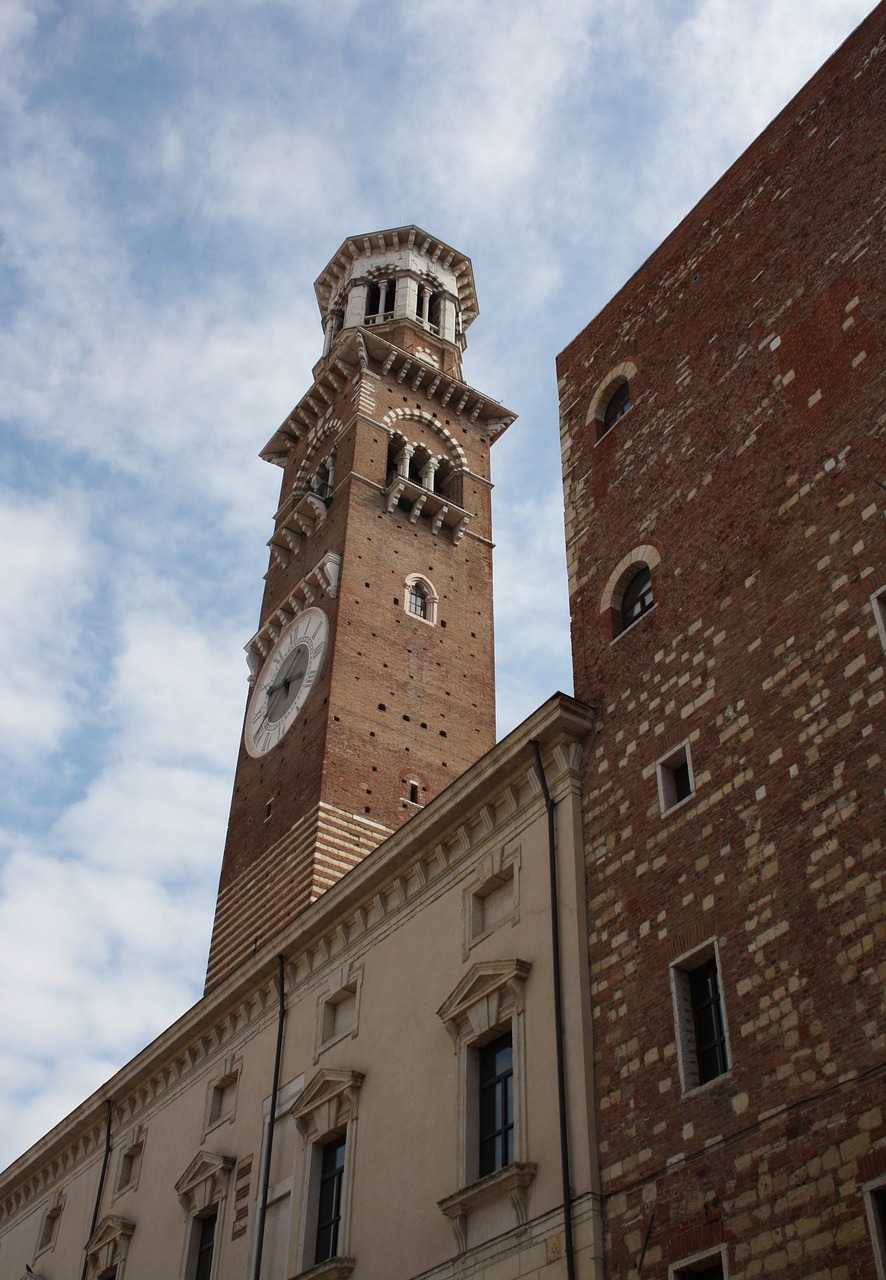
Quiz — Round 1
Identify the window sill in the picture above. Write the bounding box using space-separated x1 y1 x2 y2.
438 1162 536 1251
660 791 696 820
292 1258 355 1280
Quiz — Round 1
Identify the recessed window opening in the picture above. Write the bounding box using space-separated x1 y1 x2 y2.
409 782 419 803
195 1212 217 1280
657 741 694 813
478 1032 514 1176
671 1248 727 1279
603 381 631 432
689 959 729 1084
621 565 654 630
315 1136 346 1264
672 943 730 1092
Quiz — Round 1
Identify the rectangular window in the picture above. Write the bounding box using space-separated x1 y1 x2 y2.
315 1136 346 1264
658 741 695 814
478 1032 514 1177
193 1211 217 1280
672 943 729 1091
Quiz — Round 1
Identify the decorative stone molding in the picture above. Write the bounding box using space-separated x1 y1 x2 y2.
584 360 637 427
174 1150 235 1216
85 1215 135 1279
292 1070 364 1143
245 553 342 678
438 1161 537 1252
437 960 531 1048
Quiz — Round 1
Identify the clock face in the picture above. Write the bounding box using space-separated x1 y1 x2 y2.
245 607 329 757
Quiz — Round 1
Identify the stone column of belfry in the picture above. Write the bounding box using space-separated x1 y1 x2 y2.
205 226 516 991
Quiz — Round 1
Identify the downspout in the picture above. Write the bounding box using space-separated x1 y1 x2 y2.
252 955 287 1280
81 1099 113 1280
531 740 577 1280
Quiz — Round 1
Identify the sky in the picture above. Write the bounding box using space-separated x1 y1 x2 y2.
0 0 876 1174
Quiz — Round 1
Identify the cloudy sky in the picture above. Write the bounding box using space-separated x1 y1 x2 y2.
0 0 875 1173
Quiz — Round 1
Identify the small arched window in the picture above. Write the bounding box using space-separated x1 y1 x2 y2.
603 382 631 433
404 574 438 625
408 582 428 619
621 565 653 630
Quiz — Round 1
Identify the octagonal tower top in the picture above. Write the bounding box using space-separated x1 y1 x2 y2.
314 226 478 369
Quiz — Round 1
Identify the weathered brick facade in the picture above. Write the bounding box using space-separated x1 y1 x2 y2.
557 8 885 1278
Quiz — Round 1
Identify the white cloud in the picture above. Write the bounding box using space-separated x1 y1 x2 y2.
0 491 95 758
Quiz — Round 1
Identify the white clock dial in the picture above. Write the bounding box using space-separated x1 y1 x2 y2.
245 607 329 757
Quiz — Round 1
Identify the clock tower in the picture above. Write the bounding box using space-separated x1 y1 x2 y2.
205 227 515 990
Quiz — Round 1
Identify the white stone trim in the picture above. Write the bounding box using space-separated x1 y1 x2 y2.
600 544 661 615
585 360 637 430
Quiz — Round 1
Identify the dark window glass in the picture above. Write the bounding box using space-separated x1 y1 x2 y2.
408 583 428 618
479 1032 513 1177
689 960 728 1084
675 1263 724 1280
672 759 692 802
621 566 654 629
603 382 631 431
315 1136 346 1264
194 1212 216 1280
365 282 381 320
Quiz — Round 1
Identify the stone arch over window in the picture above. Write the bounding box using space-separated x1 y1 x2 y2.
404 573 438 624
381 408 470 474
293 418 342 498
600 544 661 638
586 360 637 442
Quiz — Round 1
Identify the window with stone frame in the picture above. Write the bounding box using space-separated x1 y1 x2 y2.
671 941 730 1092
174 1150 235 1280
436 961 536 1253
316 964 363 1059
291 1069 363 1279
403 574 438 625
36 1191 65 1255
657 739 695 814
205 1057 240 1132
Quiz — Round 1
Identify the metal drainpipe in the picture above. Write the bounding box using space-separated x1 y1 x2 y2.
531 740 578 1280
252 955 287 1280
80 1099 113 1280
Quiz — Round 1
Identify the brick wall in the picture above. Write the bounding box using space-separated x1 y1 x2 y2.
557 8 885 1277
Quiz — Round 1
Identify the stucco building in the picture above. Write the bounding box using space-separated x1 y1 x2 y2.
1 7 885 1280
